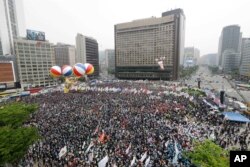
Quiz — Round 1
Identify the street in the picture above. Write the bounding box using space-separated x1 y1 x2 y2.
185 66 248 104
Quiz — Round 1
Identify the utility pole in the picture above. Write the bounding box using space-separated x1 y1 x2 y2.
197 78 201 89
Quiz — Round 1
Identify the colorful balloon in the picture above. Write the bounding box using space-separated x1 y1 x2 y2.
73 63 85 77
50 66 62 78
84 63 94 75
62 65 73 77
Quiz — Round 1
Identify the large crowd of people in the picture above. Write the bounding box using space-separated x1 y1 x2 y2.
17 81 249 167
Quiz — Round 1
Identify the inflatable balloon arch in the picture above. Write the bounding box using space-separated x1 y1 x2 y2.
50 63 94 93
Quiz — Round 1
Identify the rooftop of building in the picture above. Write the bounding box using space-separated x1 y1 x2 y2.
53 42 75 47
223 25 240 29
115 8 184 29
14 37 51 43
115 15 174 29
161 8 185 17
76 33 97 41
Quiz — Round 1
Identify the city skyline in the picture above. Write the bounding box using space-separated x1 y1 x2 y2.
23 0 250 56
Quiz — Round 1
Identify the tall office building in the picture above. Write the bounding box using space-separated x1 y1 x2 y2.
76 33 86 63
221 49 240 73
54 43 76 66
0 41 3 55
184 47 200 67
14 38 56 88
76 33 99 77
115 9 185 80
105 49 115 72
218 25 242 67
99 50 106 73
0 0 26 55
240 38 250 79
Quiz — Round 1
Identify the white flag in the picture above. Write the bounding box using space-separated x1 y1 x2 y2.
85 141 94 153
82 141 86 149
98 155 109 167
165 140 169 148
59 146 67 159
88 152 94 162
145 156 150 167
125 143 131 154
158 60 164 70
129 156 136 167
140 152 147 162
172 141 180 164
210 132 215 140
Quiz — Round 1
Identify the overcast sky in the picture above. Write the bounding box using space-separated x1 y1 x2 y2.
23 0 250 56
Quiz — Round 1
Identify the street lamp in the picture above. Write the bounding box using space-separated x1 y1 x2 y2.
197 78 201 89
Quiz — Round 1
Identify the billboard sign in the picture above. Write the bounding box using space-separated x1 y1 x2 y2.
0 62 15 83
26 29 45 41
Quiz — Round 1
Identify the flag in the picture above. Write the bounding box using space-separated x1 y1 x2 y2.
99 132 105 143
165 140 169 148
59 146 67 159
210 132 215 140
93 125 99 135
145 156 150 167
88 152 94 163
129 156 136 167
98 155 109 167
125 143 131 154
140 152 147 162
85 141 94 153
82 141 86 149
99 132 109 144
158 60 164 70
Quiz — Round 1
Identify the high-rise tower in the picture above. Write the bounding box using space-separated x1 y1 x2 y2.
0 0 26 55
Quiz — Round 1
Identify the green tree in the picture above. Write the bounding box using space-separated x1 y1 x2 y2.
108 68 115 74
182 88 206 97
208 66 219 74
0 127 39 165
180 66 199 78
78 77 86 82
59 76 65 83
0 103 38 128
184 140 229 167
0 103 40 165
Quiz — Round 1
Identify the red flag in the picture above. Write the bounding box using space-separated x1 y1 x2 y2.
99 132 109 144
99 132 105 142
